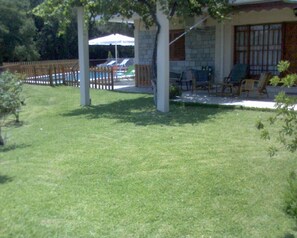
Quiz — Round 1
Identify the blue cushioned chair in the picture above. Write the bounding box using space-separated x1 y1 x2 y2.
223 64 249 95
193 69 210 91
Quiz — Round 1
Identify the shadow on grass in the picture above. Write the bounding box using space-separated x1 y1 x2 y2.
280 217 297 238
0 144 30 153
0 174 13 184
4 120 24 127
62 96 233 126
281 233 295 238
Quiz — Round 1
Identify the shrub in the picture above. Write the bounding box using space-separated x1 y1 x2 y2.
256 61 297 219
169 85 182 99
0 71 24 145
257 61 297 155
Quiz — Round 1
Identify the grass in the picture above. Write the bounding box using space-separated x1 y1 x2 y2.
1 85 297 237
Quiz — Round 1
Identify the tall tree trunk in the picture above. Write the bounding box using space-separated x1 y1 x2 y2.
138 0 161 105
0 127 4 146
151 22 160 105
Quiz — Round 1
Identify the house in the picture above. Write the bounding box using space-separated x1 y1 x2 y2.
76 1 297 109
132 0 297 81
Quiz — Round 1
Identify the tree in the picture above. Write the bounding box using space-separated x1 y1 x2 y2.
0 72 24 145
34 0 230 64
0 0 39 64
257 61 297 156
35 14 79 60
255 61 297 222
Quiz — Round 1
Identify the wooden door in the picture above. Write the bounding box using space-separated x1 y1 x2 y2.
283 22 297 73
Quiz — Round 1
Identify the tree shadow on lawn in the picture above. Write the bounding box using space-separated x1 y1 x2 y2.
281 232 295 238
0 144 30 153
0 174 13 184
61 95 234 126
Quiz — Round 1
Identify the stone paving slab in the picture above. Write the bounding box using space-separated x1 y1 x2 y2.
114 81 296 111
179 92 278 110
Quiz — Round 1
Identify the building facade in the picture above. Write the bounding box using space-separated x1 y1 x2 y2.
133 0 297 82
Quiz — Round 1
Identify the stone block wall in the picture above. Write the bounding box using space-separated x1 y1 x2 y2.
187 26 216 67
138 31 156 65
138 26 216 74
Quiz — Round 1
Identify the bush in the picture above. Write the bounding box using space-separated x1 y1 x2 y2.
256 61 297 220
257 61 297 155
0 71 24 145
169 85 182 99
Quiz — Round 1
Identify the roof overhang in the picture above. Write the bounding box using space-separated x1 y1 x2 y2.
230 0 279 5
108 14 140 24
231 0 297 12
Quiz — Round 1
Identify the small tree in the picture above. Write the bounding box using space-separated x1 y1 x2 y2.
257 60 297 155
0 71 24 145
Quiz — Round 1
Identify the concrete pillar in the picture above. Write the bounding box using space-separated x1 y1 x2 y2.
77 7 90 106
156 1 169 112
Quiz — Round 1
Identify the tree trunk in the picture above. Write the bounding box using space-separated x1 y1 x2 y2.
138 0 161 106
152 23 161 105
0 127 4 146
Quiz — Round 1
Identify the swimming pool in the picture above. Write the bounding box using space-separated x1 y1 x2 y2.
24 69 135 87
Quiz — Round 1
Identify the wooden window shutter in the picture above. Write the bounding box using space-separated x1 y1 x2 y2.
170 30 185 61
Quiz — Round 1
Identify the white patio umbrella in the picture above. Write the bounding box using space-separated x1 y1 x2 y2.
88 33 134 64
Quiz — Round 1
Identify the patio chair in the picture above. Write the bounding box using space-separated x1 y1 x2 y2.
170 71 181 86
240 72 271 97
176 69 195 91
192 69 211 92
222 64 249 95
117 58 130 72
106 60 116 66
97 60 116 67
118 58 130 67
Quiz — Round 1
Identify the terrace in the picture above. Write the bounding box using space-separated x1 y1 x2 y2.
2 59 296 111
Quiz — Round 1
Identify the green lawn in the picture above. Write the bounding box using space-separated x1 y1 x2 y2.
1 85 297 237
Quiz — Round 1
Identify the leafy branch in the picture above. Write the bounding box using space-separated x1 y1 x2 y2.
257 60 297 156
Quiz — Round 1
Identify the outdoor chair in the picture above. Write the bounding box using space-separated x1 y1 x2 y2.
117 58 130 72
176 69 195 91
97 60 116 67
192 69 210 92
118 58 130 67
170 72 181 86
240 72 271 97
222 64 249 95
106 60 116 66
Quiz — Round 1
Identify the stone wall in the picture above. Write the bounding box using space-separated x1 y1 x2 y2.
170 26 215 73
138 26 216 73
138 31 156 65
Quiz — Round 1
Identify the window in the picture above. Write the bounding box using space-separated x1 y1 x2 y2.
169 30 185 61
234 24 282 76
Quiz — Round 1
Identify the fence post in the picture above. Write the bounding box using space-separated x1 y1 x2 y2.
61 65 66 85
49 66 53 86
33 66 37 82
135 64 151 87
54 65 58 85
111 67 114 90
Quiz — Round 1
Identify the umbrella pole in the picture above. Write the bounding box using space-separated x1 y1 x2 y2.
115 44 118 80
115 44 118 65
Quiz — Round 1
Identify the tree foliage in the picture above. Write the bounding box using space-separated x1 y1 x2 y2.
0 71 24 145
257 61 297 156
34 0 231 105
0 0 39 64
34 0 231 27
